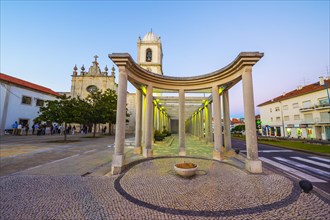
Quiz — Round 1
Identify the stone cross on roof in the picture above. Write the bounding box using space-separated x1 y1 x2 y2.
94 55 99 62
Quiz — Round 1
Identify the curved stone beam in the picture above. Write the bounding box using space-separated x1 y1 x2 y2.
109 52 263 90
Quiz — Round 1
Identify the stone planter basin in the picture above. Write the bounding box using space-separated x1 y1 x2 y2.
174 162 198 177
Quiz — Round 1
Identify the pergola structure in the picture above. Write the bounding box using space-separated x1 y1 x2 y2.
109 52 264 175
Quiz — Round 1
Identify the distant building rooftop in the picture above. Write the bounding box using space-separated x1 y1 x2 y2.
257 78 329 107
0 73 60 96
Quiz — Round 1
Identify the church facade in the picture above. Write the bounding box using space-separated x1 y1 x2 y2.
69 31 164 134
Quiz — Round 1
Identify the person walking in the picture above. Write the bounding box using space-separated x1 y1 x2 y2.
72 125 76 135
25 123 29 135
17 123 22 136
12 121 18 135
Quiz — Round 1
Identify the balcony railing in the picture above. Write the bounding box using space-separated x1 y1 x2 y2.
299 106 314 112
315 103 330 110
300 103 330 112
301 117 330 124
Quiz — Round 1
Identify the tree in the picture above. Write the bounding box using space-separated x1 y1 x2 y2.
35 94 81 141
83 89 118 137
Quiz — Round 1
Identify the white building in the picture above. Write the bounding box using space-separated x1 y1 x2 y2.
258 77 330 140
0 73 60 135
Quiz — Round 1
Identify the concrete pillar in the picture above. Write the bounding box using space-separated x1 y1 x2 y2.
134 89 142 154
204 104 210 143
199 110 203 140
112 66 128 174
143 84 154 157
223 90 232 152
179 89 186 156
142 95 146 145
212 85 224 160
159 110 163 132
242 67 262 173
208 102 213 142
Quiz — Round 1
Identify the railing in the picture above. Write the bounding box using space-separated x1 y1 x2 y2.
315 103 330 110
301 117 330 124
299 106 314 112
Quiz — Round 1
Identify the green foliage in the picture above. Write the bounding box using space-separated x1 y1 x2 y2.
35 94 81 141
81 88 118 137
35 94 81 125
231 125 245 132
154 129 166 141
35 88 123 138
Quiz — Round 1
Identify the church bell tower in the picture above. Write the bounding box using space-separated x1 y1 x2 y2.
137 31 163 75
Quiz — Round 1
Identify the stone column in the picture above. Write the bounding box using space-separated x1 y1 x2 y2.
142 95 146 145
179 89 186 156
212 85 224 160
208 102 213 142
143 84 153 157
198 110 203 140
204 105 210 143
134 89 142 154
223 90 232 152
242 67 262 173
159 110 163 132
112 66 128 174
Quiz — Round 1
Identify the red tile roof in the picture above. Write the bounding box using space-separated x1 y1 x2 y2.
0 73 60 96
257 79 330 107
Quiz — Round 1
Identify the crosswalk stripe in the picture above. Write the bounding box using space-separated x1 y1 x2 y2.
291 157 330 169
240 150 293 153
274 157 330 177
259 157 326 183
309 157 330 163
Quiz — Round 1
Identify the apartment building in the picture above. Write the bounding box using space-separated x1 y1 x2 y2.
258 77 330 140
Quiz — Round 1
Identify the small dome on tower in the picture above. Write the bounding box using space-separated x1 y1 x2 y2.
142 31 161 42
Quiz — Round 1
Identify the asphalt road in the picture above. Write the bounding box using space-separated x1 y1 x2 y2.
232 139 330 194
0 134 117 176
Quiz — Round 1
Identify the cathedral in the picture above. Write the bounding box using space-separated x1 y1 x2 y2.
70 31 163 133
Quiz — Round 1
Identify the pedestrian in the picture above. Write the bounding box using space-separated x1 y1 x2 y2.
32 123 36 135
17 123 22 136
103 126 107 134
25 123 29 135
12 121 18 135
72 125 76 135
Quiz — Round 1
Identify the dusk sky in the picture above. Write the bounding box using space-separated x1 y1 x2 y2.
1 1 329 118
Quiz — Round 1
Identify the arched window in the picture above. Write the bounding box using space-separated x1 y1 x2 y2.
146 48 152 62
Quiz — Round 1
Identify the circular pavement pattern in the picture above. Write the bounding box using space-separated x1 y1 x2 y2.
115 157 301 217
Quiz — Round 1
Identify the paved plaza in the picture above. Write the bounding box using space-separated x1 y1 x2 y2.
0 135 329 219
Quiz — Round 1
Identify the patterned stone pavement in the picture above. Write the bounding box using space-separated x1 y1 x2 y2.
1 157 329 219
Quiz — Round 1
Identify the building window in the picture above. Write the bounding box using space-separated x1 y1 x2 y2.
284 116 289 121
146 48 152 62
320 112 330 122
21 96 32 105
294 114 300 120
283 105 288 110
302 100 312 108
275 107 280 112
36 99 44 107
304 113 313 123
271 117 273 122
276 117 281 121
292 103 299 109
319 97 329 106
270 108 272 112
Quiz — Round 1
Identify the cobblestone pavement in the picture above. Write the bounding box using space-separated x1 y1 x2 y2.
1 157 329 219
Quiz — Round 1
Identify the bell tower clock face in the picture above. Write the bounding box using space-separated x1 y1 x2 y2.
86 85 98 93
